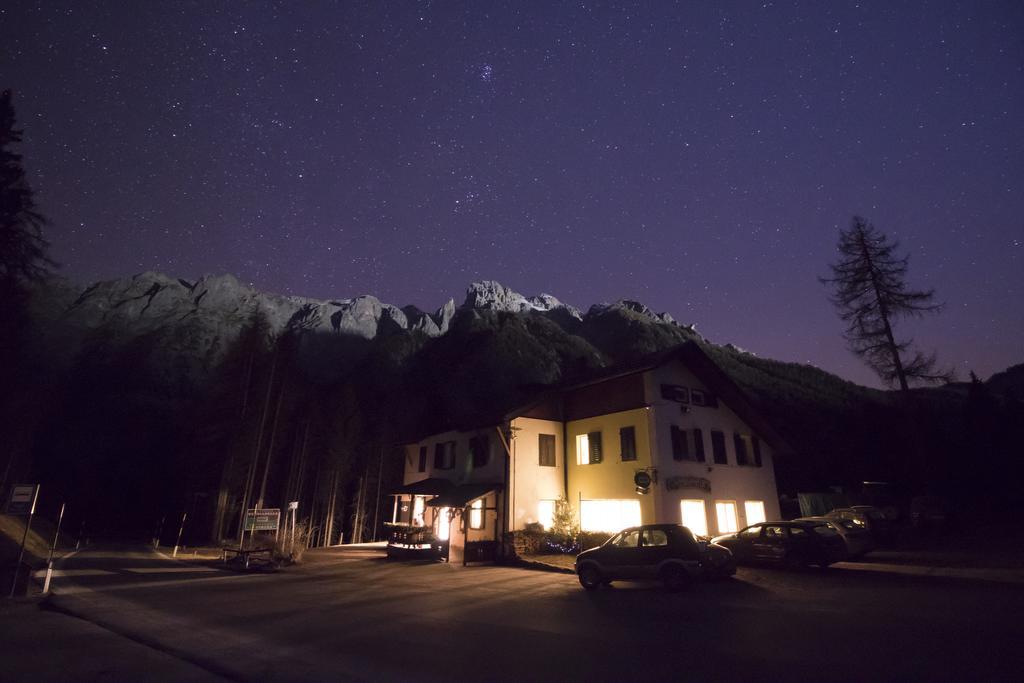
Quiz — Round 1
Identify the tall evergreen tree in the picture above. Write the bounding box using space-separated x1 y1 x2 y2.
821 216 946 391
0 89 53 293
0 89 55 497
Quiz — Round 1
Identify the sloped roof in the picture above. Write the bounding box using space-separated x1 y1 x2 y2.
508 341 794 456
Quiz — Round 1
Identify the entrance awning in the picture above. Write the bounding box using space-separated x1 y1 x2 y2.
427 483 503 508
391 478 456 497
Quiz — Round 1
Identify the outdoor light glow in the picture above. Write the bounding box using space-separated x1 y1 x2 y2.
537 500 556 529
715 501 738 534
744 500 766 526
580 499 641 532
436 507 450 541
576 433 590 465
681 499 709 537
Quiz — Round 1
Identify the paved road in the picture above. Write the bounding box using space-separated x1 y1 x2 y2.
21 545 1024 681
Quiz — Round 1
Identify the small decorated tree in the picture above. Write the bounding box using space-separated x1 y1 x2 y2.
547 496 580 552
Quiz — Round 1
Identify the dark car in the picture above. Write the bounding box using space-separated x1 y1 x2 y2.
712 521 847 569
575 524 735 592
795 516 874 559
826 506 896 544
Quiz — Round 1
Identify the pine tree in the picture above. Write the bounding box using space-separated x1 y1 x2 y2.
0 89 53 293
821 216 947 391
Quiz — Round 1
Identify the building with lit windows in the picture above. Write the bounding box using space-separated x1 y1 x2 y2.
389 341 788 563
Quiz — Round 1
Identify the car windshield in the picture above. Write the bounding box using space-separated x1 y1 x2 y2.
611 530 641 548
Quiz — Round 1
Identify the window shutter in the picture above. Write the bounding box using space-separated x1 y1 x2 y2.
752 436 762 467
418 446 427 472
433 443 444 469
589 431 603 464
693 429 706 462
539 434 556 467
671 425 689 461
620 427 636 461
711 430 727 464
734 433 748 466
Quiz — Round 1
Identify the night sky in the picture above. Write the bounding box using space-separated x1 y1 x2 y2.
2 1 1022 387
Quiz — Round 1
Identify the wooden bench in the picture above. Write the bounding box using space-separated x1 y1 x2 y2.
222 547 274 569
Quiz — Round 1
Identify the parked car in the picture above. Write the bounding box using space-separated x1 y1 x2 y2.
826 506 896 544
712 521 847 569
795 516 874 559
575 524 735 592
910 496 948 531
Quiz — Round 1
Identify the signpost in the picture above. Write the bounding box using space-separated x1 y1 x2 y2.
8 484 39 598
239 507 281 551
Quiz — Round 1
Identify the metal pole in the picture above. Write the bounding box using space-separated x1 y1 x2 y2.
372 447 384 541
42 501 65 594
10 485 39 598
172 511 187 558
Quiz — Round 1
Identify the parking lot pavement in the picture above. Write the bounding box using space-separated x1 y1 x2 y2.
0 600 221 682
19 544 1023 681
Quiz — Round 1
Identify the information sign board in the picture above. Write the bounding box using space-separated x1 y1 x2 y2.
243 508 281 532
6 485 38 516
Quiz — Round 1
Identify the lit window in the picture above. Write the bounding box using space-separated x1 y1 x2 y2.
537 500 556 529
435 507 450 541
579 499 641 532
715 501 738 534
576 431 603 464
681 499 709 537
744 500 766 526
576 433 589 464
469 498 484 530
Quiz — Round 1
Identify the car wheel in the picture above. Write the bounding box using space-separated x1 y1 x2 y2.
661 565 691 592
578 564 603 591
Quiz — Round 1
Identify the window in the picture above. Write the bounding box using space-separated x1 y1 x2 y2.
671 425 690 461
693 428 706 462
612 529 641 548
579 499 641 532
715 501 738 534
469 498 484 530
660 384 689 403
433 441 455 469
739 525 762 539
620 426 637 461
576 431 603 465
691 390 719 408
765 525 785 539
642 529 669 547
789 525 807 537
680 499 708 537
538 434 556 467
734 433 749 466
469 435 489 469
537 500 556 529
417 446 427 472
744 500 766 526
711 430 727 465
